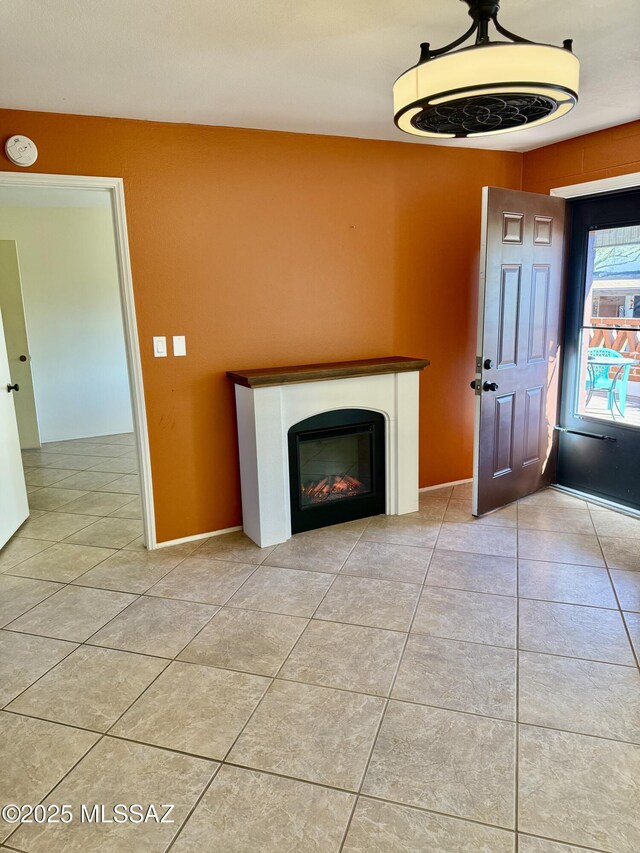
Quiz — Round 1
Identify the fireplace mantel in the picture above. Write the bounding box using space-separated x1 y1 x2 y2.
227 356 429 547
227 356 430 388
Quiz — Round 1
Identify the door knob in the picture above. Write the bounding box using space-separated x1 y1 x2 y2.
470 380 478 390
6 383 19 392
483 358 493 369
483 381 499 392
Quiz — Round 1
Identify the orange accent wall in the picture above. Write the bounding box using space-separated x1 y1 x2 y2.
522 120 640 193
0 109 521 542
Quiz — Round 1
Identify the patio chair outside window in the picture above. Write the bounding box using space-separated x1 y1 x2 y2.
587 346 632 416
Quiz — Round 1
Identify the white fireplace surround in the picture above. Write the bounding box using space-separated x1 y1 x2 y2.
232 368 422 547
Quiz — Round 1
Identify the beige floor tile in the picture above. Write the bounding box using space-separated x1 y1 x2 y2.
171 765 354 853
89 595 217 657
518 530 604 567
437 522 517 557
15 511 96 542
425 549 517 596
444 499 517 528
0 712 99 842
363 701 515 827
624 611 640 657
451 482 473 499
518 559 616 608
591 508 640 539
21 450 69 468
393 634 516 719
599 536 640 572
519 651 640 743
280 620 406 695
44 453 112 470
109 496 142 518
148 556 256 605
74 548 184 593
0 537 54 572
112 661 270 759
518 489 587 509
95 473 140 494
179 607 307 675
7 543 115 583
0 631 76 707
24 467 77 486
8 585 136 642
611 570 640 611
518 837 600 853
315 575 420 631
228 565 333 617
28 486 89 511
60 491 133 516
229 679 385 790
64 516 143 548
195 530 276 564
265 528 359 573
8 646 166 732
341 540 432 584
52 470 123 490
517 506 594 535
519 599 635 665
413 587 517 648
410 491 448 521
518 725 640 853
361 515 440 548
0 575 62 627
88 456 138 474
343 797 515 853
9 736 215 853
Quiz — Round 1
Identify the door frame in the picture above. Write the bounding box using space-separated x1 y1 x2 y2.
548 170 640 517
0 171 156 548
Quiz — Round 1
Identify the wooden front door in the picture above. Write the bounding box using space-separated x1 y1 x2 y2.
472 187 566 516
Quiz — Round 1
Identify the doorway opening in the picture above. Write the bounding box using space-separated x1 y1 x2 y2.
0 173 154 549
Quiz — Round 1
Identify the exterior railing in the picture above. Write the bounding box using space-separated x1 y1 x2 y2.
589 319 640 383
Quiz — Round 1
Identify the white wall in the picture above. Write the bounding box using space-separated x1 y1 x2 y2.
0 206 132 442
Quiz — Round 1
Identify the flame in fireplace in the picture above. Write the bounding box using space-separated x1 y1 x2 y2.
301 474 367 504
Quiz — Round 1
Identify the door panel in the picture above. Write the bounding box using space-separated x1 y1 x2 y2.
473 187 566 516
0 240 40 448
0 307 29 547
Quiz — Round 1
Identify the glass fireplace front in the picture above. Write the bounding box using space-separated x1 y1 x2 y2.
288 409 385 534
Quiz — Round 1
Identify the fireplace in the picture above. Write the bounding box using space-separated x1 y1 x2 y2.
227 356 429 547
288 409 385 534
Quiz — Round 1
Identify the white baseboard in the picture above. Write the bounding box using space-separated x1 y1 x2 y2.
419 478 472 492
154 525 243 550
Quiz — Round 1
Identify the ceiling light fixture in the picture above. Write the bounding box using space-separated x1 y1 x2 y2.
393 0 579 139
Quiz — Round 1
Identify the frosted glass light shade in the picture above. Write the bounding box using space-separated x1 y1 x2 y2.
394 42 579 138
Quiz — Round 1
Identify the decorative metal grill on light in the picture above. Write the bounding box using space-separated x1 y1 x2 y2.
394 0 580 139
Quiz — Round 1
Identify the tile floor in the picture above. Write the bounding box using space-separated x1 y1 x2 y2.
1 436 639 852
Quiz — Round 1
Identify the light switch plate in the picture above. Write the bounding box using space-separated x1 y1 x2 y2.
172 335 187 357
153 336 167 357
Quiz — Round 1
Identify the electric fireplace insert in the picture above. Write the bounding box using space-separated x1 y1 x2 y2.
288 408 386 534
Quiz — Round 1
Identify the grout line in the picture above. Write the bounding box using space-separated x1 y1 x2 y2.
587 502 640 673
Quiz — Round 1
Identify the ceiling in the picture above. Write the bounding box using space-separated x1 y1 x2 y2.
1 0 639 152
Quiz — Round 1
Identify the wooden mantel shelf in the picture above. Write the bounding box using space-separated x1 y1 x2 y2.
227 356 430 389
